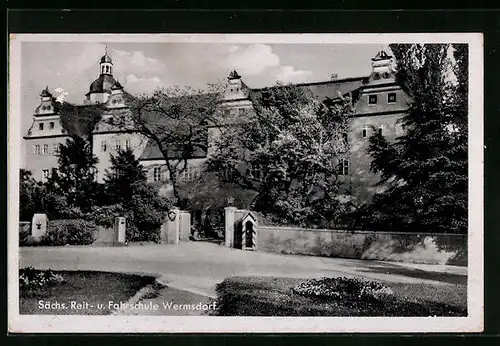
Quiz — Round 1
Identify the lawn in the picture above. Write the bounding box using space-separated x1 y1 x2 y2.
213 276 467 317
20 270 156 315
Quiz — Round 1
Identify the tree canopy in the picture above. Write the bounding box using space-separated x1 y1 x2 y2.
366 44 468 233
112 86 225 207
206 84 355 227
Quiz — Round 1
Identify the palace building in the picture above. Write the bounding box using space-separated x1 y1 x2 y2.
23 49 408 202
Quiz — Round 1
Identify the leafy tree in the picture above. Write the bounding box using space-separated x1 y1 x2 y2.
113 86 225 207
48 136 99 213
19 169 39 221
366 44 468 233
206 84 355 227
104 147 147 205
100 147 169 242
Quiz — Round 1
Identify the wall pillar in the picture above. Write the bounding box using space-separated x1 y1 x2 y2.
31 213 48 240
178 211 191 241
224 207 236 248
113 217 126 243
161 207 180 244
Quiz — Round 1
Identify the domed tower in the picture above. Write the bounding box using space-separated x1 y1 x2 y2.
85 47 117 105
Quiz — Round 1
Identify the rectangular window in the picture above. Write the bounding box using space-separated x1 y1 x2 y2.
39 123 44 131
361 125 370 138
114 140 121 151
53 143 60 155
42 169 50 182
49 122 55 129
101 140 107 152
338 159 349 176
378 124 386 136
42 144 49 155
125 139 131 150
153 167 161 182
34 144 41 155
388 93 397 103
368 95 378 105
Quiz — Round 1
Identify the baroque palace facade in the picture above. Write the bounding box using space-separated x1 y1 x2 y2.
23 50 407 201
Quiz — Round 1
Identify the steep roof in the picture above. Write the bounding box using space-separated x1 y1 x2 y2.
250 76 368 102
87 74 117 95
139 140 208 161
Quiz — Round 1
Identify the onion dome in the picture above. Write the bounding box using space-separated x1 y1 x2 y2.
100 53 113 64
88 74 117 94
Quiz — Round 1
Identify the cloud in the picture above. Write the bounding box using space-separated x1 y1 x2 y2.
63 43 106 73
111 48 165 72
222 44 280 76
125 74 163 93
275 65 313 83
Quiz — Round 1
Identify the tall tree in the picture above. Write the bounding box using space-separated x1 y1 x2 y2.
104 147 147 205
114 86 225 207
48 136 99 212
366 44 468 233
206 84 354 227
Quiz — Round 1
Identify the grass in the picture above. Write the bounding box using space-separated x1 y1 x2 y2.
214 276 467 317
20 270 156 315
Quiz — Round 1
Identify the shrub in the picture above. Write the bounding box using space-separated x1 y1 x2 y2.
292 277 394 301
19 267 65 295
40 219 97 246
19 224 31 246
86 204 126 228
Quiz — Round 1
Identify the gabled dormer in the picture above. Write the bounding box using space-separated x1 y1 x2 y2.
35 87 58 116
224 70 249 101
367 49 396 85
107 80 126 109
25 86 67 138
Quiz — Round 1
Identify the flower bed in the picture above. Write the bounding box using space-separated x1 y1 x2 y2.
292 276 394 301
20 267 65 294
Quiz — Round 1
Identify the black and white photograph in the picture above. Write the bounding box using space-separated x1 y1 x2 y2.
8 34 483 333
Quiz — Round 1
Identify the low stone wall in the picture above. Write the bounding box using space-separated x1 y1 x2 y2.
257 226 467 266
93 226 115 244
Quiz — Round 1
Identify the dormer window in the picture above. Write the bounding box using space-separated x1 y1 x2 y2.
388 93 397 103
368 95 378 105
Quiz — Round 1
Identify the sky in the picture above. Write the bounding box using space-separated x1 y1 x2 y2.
20 41 390 134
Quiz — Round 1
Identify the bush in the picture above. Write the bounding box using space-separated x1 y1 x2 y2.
86 204 126 228
20 267 65 295
292 277 394 301
19 224 31 246
40 219 97 246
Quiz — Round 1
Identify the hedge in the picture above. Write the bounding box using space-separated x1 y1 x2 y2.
39 219 97 246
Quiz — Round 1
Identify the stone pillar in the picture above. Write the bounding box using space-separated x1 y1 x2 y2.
224 207 236 248
31 213 48 240
162 207 180 244
114 217 126 243
178 211 191 241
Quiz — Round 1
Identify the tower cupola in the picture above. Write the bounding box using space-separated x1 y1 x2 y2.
99 46 113 76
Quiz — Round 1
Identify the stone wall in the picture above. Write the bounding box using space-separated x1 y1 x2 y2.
257 226 467 266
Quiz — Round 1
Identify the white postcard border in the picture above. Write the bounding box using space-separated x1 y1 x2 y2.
8 33 484 333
